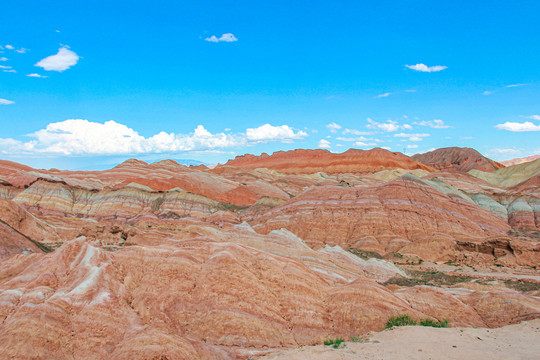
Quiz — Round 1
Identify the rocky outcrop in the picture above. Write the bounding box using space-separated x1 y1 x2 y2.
412 147 504 173
219 148 435 174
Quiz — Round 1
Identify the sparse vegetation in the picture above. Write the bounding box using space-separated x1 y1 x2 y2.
385 314 417 329
323 337 345 349
419 318 449 328
348 248 383 260
385 314 449 329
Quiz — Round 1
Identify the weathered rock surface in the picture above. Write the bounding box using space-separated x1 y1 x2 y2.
412 147 504 172
219 148 435 174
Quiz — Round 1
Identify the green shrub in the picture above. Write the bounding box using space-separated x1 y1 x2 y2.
419 318 449 328
323 337 345 349
385 314 417 329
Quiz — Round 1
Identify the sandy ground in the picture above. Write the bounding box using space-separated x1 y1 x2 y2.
256 319 540 360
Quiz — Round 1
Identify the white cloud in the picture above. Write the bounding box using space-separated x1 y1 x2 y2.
381 146 391 150
495 121 540 132
342 129 373 136
26 73 48 78
0 119 310 156
35 47 79 72
246 124 307 142
377 92 391 98
3 69 16 73
482 90 493 95
0 98 15 105
413 119 450 129
205 33 238 42
394 133 430 141
405 89 417 93
407 144 418 149
488 148 520 155
5 45 14 50
336 136 372 142
366 118 411 132
525 115 540 121
405 63 447 72
318 139 331 148
15 48 28 54
354 141 377 147
0 65 11 69
505 84 527 88
0 57 7 61
326 122 342 133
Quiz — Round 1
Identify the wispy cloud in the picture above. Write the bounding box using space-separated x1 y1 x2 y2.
205 33 238 43
0 65 11 69
3 69 16 73
407 144 418 149
413 119 451 129
0 98 15 105
525 115 540 121
4 45 14 50
26 73 48 78
35 47 79 72
394 133 430 141
376 92 391 98
495 121 540 132
405 63 447 72
318 139 331 148
0 57 7 61
326 122 342 133
342 129 373 136
505 83 527 88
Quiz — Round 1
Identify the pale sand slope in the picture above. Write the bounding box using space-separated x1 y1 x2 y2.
258 319 540 360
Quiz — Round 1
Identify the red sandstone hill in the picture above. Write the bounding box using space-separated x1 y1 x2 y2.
412 147 504 173
216 148 435 174
501 155 540 167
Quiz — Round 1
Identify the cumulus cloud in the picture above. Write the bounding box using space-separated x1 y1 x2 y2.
413 119 451 129
394 133 430 141
5 45 14 50
318 139 331 148
495 121 540 132
405 63 447 72
0 98 15 105
0 119 310 156
26 73 48 78
326 122 342 133
35 47 79 71
246 124 307 142
205 33 238 42
0 57 7 61
525 115 540 121
366 118 411 132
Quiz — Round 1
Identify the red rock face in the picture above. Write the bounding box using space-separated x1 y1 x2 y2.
412 147 505 172
249 176 511 252
501 154 540 166
218 148 435 174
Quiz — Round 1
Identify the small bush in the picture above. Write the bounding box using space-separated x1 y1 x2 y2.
385 314 417 329
323 337 345 349
420 318 449 328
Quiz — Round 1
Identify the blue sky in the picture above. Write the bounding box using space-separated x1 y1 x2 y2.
0 0 539 169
